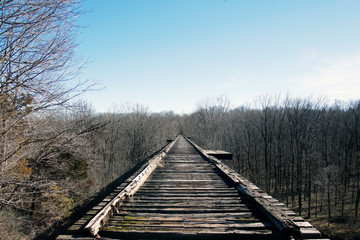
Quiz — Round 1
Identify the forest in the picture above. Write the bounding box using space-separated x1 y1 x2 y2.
183 96 360 239
1 1 359 239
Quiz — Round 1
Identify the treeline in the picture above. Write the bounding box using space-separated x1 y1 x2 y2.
182 96 360 227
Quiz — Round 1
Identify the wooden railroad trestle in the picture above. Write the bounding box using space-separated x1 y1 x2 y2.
57 136 327 240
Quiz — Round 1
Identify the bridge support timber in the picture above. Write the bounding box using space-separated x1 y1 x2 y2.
57 136 327 240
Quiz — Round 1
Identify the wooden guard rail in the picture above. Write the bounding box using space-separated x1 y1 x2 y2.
84 136 180 236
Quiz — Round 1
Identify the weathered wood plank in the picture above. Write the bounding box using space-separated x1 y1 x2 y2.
118 207 250 214
114 212 257 218
300 228 321 238
131 193 240 198
127 196 245 201
105 222 272 230
122 202 245 207
99 229 275 240
108 216 260 223
57 235 99 240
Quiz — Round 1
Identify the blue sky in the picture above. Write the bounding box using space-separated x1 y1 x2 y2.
76 0 360 113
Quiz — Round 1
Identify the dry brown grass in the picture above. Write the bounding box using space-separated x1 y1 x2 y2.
311 218 360 240
278 194 360 240
0 209 32 240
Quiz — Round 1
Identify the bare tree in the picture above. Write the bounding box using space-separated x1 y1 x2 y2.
0 1 92 238
194 95 231 149
0 0 89 170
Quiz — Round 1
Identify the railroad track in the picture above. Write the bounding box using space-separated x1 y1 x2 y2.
58 136 327 240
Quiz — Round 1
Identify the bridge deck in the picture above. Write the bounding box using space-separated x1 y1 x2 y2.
58 136 326 240
101 137 274 239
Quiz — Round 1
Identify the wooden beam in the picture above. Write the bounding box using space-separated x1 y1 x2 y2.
204 150 233 160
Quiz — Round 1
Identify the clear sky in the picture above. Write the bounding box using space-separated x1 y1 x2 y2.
76 0 360 114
